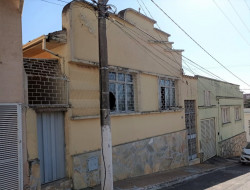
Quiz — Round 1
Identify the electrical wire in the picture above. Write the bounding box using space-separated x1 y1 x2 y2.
113 12 225 82
41 0 64 6
136 0 148 16
228 0 250 33
212 0 250 46
109 18 180 76
151 0 250 87
138 0 225 82
244 0 250 11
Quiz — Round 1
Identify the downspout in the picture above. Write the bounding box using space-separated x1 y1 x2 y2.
42 37 69 105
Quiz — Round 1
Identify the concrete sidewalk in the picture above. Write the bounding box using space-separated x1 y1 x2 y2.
84 157 239 190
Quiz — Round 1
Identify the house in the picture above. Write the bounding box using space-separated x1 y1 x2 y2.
196 76 246 161
0 0 28 189
22 1 199 189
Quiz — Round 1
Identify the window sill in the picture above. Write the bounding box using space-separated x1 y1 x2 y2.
235 119 241 122
71 108 183 120
198 105 216 109
222 122 231 125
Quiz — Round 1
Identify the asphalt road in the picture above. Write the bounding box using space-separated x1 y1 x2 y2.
161 164 250 190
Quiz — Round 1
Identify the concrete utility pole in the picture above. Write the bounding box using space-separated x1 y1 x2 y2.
97 0 113 189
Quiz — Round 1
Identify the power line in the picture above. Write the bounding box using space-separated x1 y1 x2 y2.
109 18 181 76
136 0 148 16
228 0 250 33
115 10 225 81
212 0 250 46
244 0 250 11
151 0 250 87
111 16 225 82
138 0 224 81
41 0 64 6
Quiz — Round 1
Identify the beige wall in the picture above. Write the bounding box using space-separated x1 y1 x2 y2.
197 76 244 155
0 0 24 103
68 4 182 77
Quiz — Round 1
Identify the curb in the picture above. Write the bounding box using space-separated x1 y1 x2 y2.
118 162 239 190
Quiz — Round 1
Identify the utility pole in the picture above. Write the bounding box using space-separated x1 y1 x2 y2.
97 0 113 189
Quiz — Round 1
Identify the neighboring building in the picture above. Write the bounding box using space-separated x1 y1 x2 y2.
244 93 250 108
22 1 199 189
0 0 28 190
196 76 246 161
244 108 250 142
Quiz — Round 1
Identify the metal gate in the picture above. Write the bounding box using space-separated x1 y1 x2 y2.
0 104 23 190
201 118 216 161
184 100 197 161
37 112 65 184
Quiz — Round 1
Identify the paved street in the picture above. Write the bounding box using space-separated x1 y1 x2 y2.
161 164 250 190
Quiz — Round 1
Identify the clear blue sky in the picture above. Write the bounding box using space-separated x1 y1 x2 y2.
22 0 250 93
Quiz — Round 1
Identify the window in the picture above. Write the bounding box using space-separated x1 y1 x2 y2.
221 107 230 124
204 90 211 106
109 71 134 112
159 78 176 110
234 106 241 121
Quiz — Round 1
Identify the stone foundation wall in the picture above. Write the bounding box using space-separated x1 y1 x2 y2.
72 129 188 189
219 132 247 158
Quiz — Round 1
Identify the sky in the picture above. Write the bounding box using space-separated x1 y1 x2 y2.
22 0 250 93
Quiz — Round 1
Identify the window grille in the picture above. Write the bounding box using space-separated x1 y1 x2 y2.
109 71 135 113
159 78 176 110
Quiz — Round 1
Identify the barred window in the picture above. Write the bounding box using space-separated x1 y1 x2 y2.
159 78 176 110
109 71 134 113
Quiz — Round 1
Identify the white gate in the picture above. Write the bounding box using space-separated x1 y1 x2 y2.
0 103 23 190
201 118 216 161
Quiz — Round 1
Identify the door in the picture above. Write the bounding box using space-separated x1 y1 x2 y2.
0 104 23 190
201 118 216 161
37 112 65 184
185 100 197 161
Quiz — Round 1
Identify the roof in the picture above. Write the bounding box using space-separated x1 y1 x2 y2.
23 30 66 57
196 75 240 87
118 8 156 24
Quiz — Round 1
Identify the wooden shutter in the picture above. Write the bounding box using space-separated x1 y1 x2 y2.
0 104 23 190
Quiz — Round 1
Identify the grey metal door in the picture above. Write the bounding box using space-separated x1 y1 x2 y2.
185 100 197 161
37 112 65 184
0 104 23 190
201 118 216 161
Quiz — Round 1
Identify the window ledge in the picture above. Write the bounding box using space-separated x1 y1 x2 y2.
235 119 241 122
71 108 183 120
198 105 216 109
222 122 231 125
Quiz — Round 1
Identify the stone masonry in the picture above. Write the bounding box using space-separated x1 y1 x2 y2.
72 129 188 189
23 58 67 106
219 132 247 158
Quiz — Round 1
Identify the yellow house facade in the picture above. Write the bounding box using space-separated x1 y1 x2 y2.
22 1 199 189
